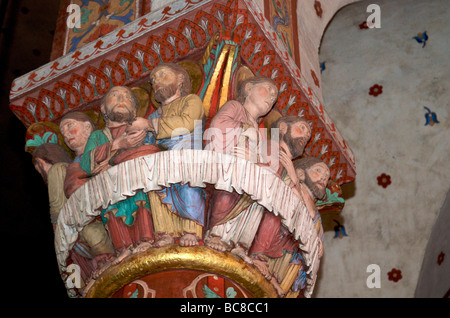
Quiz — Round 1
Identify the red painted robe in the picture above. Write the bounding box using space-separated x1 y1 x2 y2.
206 100 262 229
249 155 298 258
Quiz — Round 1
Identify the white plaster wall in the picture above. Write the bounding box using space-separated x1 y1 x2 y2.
296 0 359 105
315 0 450 297
415 189 450 297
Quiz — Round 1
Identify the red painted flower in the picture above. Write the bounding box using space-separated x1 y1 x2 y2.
359 21 369 29
311 70 320 88
438 252 445 266
162 6 172 15
377 173 391 188
314 1 323 18
369 84 383 97
388 268 402 282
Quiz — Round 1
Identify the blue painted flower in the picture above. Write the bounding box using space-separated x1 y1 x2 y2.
320 61 326 73
333 220 348 239
413 31 428 48
424 106 439 126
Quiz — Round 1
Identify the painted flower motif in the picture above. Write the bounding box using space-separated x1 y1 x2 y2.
388 268 402 282
369 84 383 97
424 106 439 126
314 1 323 18
359 21 369 29
377 173 391 188
333 220 348 239
438 252 445 266
413 31 428 48
162 6 172 15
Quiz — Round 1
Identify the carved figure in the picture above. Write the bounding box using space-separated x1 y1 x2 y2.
80 86 147 175
131 63 207 248
293 157 329 257
59 111 115 277
32 143 72 225
288 157 329 296
248 115 312 297
59 111 96 162
60 112 96 197
80 86 157 264
204 76 279 261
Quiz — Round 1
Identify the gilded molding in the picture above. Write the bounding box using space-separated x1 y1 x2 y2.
85 245 278 298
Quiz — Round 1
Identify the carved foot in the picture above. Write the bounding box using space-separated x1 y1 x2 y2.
179 233 199 247
132 241 153 254
252 258 271 279
90 254 116 279
111 247 132 266
204 235 229 252
251 256 286 298
155 234 174 248
270 277 287 298
231 246 253 264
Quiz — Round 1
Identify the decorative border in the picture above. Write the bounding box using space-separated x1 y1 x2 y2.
85 245 278 298
10 0 211 100
9 0 355 182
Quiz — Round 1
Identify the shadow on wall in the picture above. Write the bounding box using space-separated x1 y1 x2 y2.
0 0 67 299
415 187 450 298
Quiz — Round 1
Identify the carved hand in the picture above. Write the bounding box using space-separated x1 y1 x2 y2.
318 240 324 259
128 117 151 131
297 183 317 219
233 146 258 162
112 130 147 151
92 159 112 176
279 151 299 185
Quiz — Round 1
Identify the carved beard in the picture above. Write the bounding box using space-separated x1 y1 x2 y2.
154 82 179 104
304 172 326 200
104 106 135 124
283 126 308 159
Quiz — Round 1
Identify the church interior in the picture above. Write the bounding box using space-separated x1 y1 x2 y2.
0 0 448 299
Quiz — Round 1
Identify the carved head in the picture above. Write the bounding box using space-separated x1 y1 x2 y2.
294 157 330 200
272 116 312 159
236 76 278 118
32 143 72 184
149 63 191 104
100 86 139 125
60 112 96 156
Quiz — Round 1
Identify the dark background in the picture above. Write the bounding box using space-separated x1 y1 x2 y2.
0 0 68 299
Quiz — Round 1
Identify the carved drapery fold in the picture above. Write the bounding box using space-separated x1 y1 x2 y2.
55 149 321 295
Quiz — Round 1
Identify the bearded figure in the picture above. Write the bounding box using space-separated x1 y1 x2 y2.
250 154 330 298
128 63 207 248
79 85 158 266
